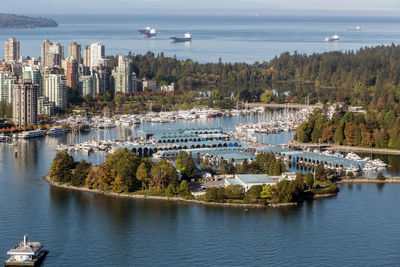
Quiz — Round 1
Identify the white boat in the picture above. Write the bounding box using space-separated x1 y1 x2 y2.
325 34 340 42
18 130 46 139
346 165 360 173
371 159 387 168
47 126 65 136
363 163 377 172
345 152 362 161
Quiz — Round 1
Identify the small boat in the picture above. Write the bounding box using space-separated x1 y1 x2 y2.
138 26 151 34
355 26 361 31
47 126 65 136
325 34 339 42
17 130 46 139
4 235 48 266
363 163 377 172
170 32 192 43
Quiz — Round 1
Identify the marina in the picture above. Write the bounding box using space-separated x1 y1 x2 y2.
4 235 47 267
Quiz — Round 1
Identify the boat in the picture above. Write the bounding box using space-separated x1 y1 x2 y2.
138 26 151 34
355 26 361 31
371 159 387 168
4 235 48 266
345 152 362 161
345 165 360 173
47 126 65 136
0 134 11 143
170 32 192 43
17 130 46 139
325 34 339 42
362 163 377 172
144 28 157 38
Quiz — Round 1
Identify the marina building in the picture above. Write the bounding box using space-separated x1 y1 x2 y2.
225 174 277 191
45 74 67 108
4 37 20 62
12 80 39 126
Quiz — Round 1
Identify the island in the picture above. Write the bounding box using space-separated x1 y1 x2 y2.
0 13 57 29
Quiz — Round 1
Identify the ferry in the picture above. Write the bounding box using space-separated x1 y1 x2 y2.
170 33 192 43
325 34 339 42
47 126 65 136
17 130 46 139
144 28 157 38
4 235 48 266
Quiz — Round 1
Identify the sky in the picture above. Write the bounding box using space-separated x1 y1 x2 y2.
2 0 400 15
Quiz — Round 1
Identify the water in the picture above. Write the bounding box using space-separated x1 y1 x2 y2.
1 14 400 63
1 114 400 266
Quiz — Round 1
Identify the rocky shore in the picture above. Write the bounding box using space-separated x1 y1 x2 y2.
0 13 57 29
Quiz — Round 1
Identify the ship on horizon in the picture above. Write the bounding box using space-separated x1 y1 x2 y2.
138 26 151 34
170 32 192 43
325 34 339 42
144 28 157 38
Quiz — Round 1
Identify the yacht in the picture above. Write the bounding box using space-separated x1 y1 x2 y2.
362 163 377 172
325 34 340 42
345 152 362 161
371 159 387 168
47 126 65 136
346 165 360 173
18 130 46 139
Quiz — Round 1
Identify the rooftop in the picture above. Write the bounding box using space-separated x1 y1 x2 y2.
8 242 43 256
235 174 277 184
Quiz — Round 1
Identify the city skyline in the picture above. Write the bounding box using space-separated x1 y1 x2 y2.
1 0 400 14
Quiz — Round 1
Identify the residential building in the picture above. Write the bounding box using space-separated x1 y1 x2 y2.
113 55 132 94
79 75 93 96
0 73 17 103
89 42 105 68
41 40 63 68
225 174 277 192
92 66 111 95
38 96 54 116
83 45 91 67
142 79 157 92
4 37 20 62
160 83 175 93
67 42 81 65
65 56 78 89
45 74 67 108
12 80 39 126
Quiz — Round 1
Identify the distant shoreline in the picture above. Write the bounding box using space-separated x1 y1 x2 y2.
0 13 57 30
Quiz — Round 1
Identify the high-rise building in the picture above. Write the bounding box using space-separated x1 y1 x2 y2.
12 80 38 126
67 42 81 65
45 74 67 108
4 37 20 62
89 42 105 68
41 40 63 68
92 66 111 95
113 55 133 94
79 75 93 96
0 73 17 103
83 46 91 67
66 56 78 89
38 96 54 116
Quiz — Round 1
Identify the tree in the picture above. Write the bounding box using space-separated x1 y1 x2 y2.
179 180 189 193
225 185 244 199
260 185 274 200
296 121 312 143
71 160 91 187
204 187 225 202
165 184 175 197
314 163 327 182
237 89 251 102
376 172 386 180
86 165 112 191
260 91 274 103
136 161 152 190
220 159 232 174
176 151 197 180
49 152 75 184
211 90 223 101
104 148 141 192
304 172 314 189
244 185 262 204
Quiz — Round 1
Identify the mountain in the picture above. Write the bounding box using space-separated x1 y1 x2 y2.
0 13 57 29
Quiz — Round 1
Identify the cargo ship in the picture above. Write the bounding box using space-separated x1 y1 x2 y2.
144 28 157 38
170 32 192 43
138 26 151 34
325 34 339 42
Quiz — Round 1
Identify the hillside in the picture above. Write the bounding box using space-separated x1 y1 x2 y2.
0 13 57 29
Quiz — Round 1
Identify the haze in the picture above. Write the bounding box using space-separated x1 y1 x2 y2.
2 0 400 15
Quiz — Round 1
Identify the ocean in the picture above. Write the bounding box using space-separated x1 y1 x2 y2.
0 14 400 63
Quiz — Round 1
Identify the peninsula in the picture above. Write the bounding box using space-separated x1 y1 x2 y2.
0 13 57 29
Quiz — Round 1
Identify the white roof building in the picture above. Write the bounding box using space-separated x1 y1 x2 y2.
225 174 277 191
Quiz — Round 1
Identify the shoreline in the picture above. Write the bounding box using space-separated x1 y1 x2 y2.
248 102 321 109
337 178 400 184
44 176 299 209
289 140 400 156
